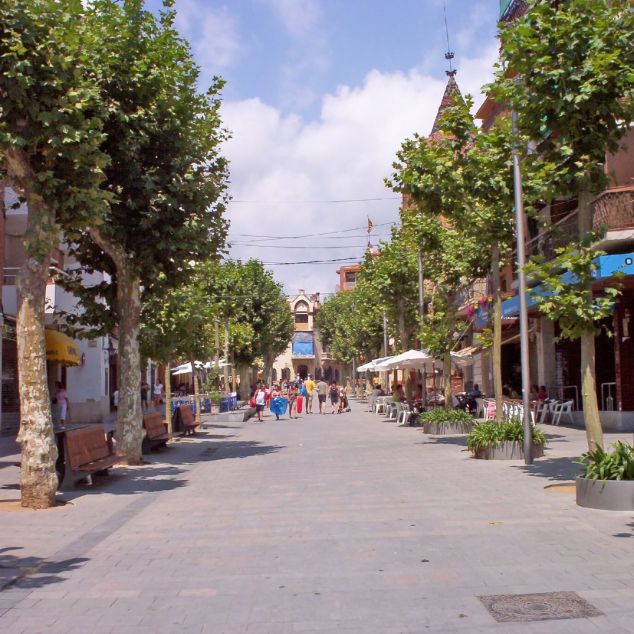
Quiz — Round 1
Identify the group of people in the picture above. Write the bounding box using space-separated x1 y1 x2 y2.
250 376 350 422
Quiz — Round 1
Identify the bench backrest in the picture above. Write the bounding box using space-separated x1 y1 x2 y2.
179 405 195 426
143 412 166 438
66 426 111 470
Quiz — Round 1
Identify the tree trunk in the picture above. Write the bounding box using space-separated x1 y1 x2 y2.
491 244 504 422
6 150 59 509
191 357 201 424
443 348 452 409
239 364 251 399
264 354 272 385
164 364 172 435
578 188 603 450
16 206 58 508
89 228 143 464
116 272 143 464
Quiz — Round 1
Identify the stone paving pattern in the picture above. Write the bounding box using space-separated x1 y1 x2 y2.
0 402 633 633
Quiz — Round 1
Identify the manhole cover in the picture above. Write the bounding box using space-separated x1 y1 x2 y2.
478 591 603 622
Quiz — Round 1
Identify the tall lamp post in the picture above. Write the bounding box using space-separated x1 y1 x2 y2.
512 110 533 465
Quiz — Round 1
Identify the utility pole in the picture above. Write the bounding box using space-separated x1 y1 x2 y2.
383 312 390 392
223 320 230 394
418 249 425 321
418 248 427 406
512 110 533 465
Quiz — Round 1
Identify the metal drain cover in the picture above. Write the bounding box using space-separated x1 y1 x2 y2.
478 591 603 622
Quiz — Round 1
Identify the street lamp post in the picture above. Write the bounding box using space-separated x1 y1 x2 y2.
512 110 533 465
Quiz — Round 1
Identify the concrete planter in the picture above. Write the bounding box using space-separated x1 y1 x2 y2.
575 476 634 511
213 407 255 423
423 421 474 435
473 441 544 460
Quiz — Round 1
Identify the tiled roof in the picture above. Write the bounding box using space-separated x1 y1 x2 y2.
430 75 463 140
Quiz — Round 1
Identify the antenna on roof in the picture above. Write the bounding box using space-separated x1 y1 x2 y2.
443 0 457 77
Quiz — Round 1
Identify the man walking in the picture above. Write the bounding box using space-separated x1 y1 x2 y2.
316 377 328 414
304 375 316 414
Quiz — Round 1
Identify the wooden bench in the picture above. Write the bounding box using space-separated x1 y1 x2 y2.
60 425 118 490
178 404 198 436
142 412 171 453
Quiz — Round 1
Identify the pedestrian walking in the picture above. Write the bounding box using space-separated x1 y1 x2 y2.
141 381 149 412
55 381 70 425
316 378 328 414
153 379 164 408
304 375 315 413
329 381 339 414
254 385 267 421
338 384 347 414
286 382 298 419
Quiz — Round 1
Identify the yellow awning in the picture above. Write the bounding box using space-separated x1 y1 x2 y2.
45 330 81 366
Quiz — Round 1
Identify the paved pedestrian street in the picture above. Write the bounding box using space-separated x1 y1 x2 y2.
1 403 633 634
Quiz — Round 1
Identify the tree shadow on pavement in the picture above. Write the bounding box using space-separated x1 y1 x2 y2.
512 456 580 482
198 440 285 461
59 464 188 501
0 546 88 592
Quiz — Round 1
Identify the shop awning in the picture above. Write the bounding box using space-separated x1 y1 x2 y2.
45 330 81 366
500 251 634 319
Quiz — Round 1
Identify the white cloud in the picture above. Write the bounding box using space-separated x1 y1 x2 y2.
221 49 497 296
175 1 242 77
259 0 330 110
261 0 322 37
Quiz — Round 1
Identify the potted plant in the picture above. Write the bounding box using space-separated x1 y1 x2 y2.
421 408 475 435
467 420 546 460
575 442 634 511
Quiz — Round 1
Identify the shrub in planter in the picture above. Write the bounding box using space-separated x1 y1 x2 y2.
421 408 474 434
575 441 634 511
467 420 545 459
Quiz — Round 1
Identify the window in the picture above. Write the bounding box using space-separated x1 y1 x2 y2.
295 314 309 324
345 271 357 283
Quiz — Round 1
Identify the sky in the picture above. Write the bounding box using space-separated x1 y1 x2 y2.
151 0 502 296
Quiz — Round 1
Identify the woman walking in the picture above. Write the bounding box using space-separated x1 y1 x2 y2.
254 384 267 421
329 381 339 414
286 382 298 419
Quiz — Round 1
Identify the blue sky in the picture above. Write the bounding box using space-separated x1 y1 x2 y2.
149 0 502 293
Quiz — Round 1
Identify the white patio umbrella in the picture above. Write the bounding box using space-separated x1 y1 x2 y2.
356 355 394 372
373 349 435 372
171 360 231 375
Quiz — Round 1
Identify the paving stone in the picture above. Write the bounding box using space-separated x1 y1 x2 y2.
0 408 633 632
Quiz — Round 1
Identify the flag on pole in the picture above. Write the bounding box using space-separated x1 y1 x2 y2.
367 218 373 234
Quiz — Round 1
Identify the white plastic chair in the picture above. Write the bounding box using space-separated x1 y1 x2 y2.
375 397 388 415
397 403 411 426
387 402 401 421
551 400 574 425
475 397 485 419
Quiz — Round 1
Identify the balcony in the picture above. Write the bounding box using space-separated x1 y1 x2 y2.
592 186 634 250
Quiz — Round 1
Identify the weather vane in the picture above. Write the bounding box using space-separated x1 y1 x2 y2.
443 0 457 77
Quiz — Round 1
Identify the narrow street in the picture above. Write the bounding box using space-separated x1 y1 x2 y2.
1 402 632 633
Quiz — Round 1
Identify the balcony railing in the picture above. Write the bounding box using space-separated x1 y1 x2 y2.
524 209 578 260
515 186 633 264
592 186 634 232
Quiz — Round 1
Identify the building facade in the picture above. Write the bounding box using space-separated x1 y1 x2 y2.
271 290 341 384
1 185 116 435
461 0 634 430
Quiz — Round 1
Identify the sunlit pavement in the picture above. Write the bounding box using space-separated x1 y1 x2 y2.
0 403 632 633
